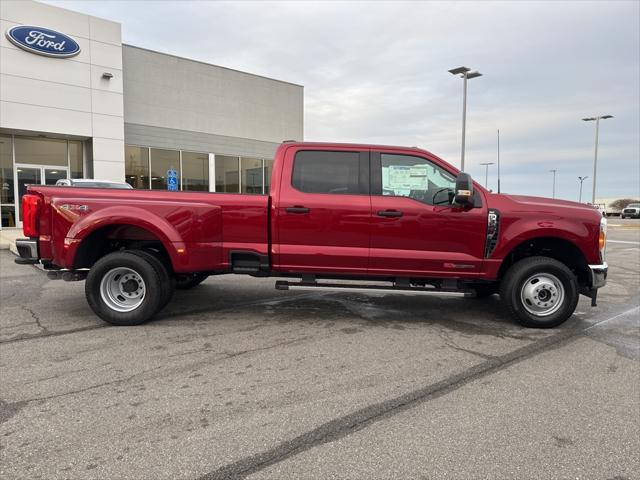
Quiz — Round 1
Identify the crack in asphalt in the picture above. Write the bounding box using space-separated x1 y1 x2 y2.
198 305 640 480
19 366 164 404
437 329 497 360
0 292 326 345
21 306 49 335
0 324 109 345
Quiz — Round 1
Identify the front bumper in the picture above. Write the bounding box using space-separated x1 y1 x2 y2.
589 262 608 289
14 238 39 265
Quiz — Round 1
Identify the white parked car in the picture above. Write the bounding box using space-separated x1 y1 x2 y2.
621 203 640 219
55 179 133 189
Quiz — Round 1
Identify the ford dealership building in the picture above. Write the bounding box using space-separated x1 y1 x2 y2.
0 0 304 228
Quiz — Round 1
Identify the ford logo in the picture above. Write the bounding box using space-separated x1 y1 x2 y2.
6 25 80 58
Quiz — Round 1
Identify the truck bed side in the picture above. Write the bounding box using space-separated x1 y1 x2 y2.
28 185 268 273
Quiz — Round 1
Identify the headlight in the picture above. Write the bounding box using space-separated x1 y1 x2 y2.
599 216 607 261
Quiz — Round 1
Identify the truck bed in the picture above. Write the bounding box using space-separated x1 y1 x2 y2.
27 185 269 273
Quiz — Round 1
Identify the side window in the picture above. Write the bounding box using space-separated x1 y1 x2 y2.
292 151 361 194
380 153 456 205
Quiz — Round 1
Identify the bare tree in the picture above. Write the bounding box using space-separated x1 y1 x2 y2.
610 198 640 210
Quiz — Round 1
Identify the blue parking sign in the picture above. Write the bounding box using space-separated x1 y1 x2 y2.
167 169 178 191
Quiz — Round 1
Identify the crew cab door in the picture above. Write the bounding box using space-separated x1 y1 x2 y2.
368 151 487 277
273 147 371 274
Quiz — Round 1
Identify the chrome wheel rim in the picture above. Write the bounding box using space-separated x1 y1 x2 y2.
99 267 146 312
520 273 565 317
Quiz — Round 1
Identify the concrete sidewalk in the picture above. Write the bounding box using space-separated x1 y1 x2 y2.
0 228 20 254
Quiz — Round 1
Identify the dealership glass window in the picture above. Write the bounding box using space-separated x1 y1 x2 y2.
215 155 240 193
264 159 273 195
125 145 150 189
0 134 15 227
182 151 209 192
241 157 263 194
14 136 67 166
150 148 180 191
292 151 361 194
69 140 83 179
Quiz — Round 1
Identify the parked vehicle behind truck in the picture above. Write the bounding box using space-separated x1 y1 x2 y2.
15 142 608 328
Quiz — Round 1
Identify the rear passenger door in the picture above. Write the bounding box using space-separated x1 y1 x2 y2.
274 147 371 274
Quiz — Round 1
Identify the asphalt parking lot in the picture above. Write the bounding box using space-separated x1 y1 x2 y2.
1 219 638 480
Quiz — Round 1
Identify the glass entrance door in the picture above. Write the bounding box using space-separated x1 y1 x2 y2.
15 165 68 225
44 168 67 185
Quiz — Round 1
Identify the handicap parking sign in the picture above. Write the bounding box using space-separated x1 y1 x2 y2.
167 169 178 191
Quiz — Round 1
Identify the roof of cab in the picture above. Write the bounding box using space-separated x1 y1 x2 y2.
279 141 434 155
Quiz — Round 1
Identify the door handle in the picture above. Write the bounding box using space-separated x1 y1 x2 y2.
285 206 310 214
377 210 403 218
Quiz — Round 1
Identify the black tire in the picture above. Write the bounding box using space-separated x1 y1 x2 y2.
175 273 208 290
500 256 579 328
128 249 174 311
473 284 498 298
85 251 165 326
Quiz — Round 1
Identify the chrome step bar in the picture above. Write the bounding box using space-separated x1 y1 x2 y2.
275 280 471 296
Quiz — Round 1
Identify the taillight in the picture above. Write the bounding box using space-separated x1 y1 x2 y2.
22 194 41 238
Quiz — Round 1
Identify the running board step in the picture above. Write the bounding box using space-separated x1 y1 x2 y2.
275 280 471 296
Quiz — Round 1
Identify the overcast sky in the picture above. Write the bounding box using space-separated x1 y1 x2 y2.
47 0 640 201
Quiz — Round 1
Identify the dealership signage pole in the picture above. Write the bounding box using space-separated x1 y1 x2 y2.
582 115 613 204
449 67 482 172
550 169 557 199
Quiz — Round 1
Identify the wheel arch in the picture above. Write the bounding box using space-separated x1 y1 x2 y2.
65 206 184 271
71 223 176 271
497 236 591 287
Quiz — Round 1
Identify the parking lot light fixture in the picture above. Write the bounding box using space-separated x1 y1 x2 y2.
550 169 558 199
578 176 589 203
449 66 483 171
582 115 614 204
480 162 495 189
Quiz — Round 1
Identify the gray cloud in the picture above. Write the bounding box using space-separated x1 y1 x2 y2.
46 0 640 200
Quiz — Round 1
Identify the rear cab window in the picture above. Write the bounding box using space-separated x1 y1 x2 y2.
291 150 368 195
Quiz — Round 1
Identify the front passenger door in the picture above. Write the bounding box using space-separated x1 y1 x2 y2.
369 151 487 277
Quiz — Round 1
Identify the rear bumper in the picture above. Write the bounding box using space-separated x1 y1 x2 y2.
14 238 39 265
588 262 608 289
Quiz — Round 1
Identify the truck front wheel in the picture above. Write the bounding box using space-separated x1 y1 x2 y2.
85 251 166 326
500 256 579 328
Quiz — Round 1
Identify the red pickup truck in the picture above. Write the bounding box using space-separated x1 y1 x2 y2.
15 142 607 328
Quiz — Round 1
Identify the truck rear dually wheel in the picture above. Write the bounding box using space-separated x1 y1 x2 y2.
85 251 166 326
500 256 579 328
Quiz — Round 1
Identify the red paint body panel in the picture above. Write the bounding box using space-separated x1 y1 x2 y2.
27 186 267 273
24 142 604 281
273 145 371 274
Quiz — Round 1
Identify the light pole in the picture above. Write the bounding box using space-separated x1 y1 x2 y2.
582 115 613 204
449 66 483 171
497 129 501 193
549 169 557 199
578 176 589 203
480 162 495 189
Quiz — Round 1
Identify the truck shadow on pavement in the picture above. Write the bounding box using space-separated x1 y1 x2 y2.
157 285 562 342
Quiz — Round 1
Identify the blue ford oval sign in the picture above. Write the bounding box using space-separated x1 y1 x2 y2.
6 25 80 58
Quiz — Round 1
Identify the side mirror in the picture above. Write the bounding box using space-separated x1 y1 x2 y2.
454 172 474 206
